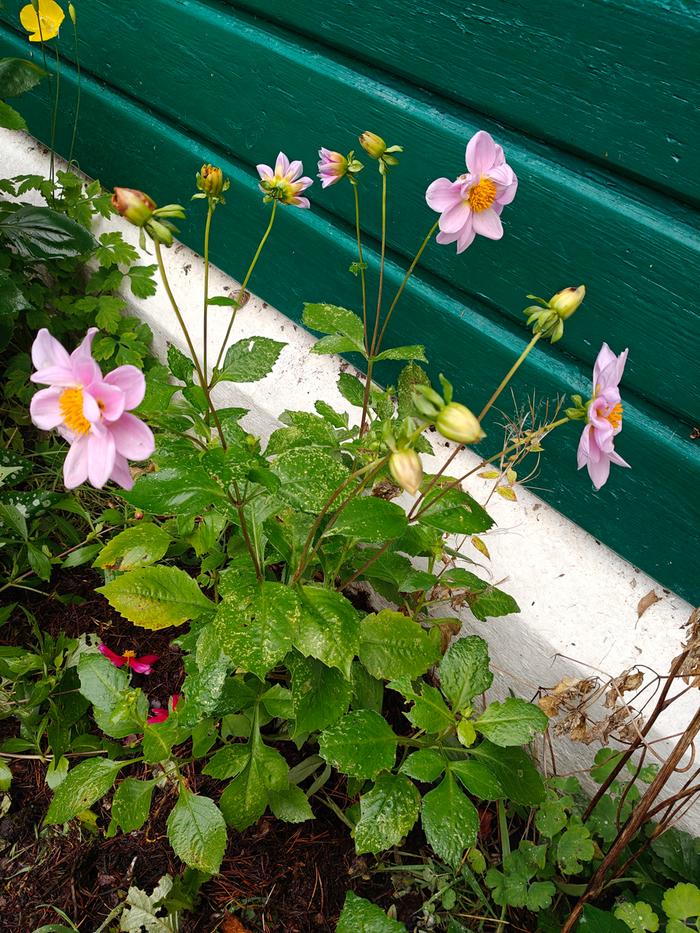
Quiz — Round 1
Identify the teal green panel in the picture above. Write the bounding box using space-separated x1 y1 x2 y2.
1 38 697 602
2 0 698 426
233 0 700 204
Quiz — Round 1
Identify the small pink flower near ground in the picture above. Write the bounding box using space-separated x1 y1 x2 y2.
257 152 313 208
148 694 180 725
98 644 159 675
577 343 631 490
426 130 518 253
317 148 348 188
29 327 155 490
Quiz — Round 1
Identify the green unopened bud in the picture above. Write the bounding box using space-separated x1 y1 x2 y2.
436 402 485 445
413 384 445 419
389 449 423 496
68 3 77 25
550 285 585 320
196 163 229 201
359 131 387 160
145 218 175 247
111 187 155 226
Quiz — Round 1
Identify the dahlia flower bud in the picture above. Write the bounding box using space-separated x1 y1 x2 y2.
389 449 423 496
436 403 485 445
68 2 76 25
549 285 586 320
111 187 155 226
195 163 229 201
359 131 387 160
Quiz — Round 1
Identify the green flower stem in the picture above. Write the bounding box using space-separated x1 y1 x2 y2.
48 43 61 188
202 200 214 379
153 241 225 447
478 332 542 421
213 200 277 373
67 16 82 166
352 181 369 354
410 415 570 523
497 800 511 922
360 172 388 435
374 219 439 356
291 458 387 585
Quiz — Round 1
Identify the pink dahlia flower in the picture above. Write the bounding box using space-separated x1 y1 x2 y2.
425 130 518 253
29 327 154 490
577 343 630 490
257 152 313 208
317 148 348 188
98 644 160 675
148 693 180 725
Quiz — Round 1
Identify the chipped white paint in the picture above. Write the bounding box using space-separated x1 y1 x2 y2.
3 130 697 832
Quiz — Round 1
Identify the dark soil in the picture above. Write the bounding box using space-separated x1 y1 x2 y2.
0 570 428 932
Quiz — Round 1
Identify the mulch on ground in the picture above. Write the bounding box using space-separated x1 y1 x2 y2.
0 570 427 931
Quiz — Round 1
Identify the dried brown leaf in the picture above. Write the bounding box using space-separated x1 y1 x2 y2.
604 669 644 708
637 590 661 619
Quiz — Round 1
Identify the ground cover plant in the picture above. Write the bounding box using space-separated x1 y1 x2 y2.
1 3 699 931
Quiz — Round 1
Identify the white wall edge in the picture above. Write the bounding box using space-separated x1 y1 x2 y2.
3 130 697 834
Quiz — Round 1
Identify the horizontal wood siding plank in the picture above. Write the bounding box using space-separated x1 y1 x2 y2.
2 0 698 425
2 30 698 602
230 0 700 204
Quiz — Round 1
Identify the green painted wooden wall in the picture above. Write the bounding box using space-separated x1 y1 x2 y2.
1 0 698 601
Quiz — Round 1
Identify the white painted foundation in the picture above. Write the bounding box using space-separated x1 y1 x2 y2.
3 130 697 833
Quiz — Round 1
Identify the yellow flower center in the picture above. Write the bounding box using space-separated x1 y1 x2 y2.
59 387 90 435
122 650 137 660
606 403 623 429
467 177 497 213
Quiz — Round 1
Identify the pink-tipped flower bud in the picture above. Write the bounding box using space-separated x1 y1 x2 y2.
436 402 485 445
549 285 586 320
111 187 156 227
389 449 423 496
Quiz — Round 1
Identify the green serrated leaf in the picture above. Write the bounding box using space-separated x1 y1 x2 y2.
303 302 365 346
355 774 420 854
97 566 213 630
359 610 439 680
111 778 156 834
328 497 407 543
166 788 227 874
337 891 407 932
271 447 349 513
215 336 285 383
319 709 397 779
94 523 171 571
45 758 123 823
295 586 360 678
421 772 478 869
475 698 548 747
557 816 595 874
439 636 493 710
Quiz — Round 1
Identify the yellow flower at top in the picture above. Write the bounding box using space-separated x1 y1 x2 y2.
20 0 65 42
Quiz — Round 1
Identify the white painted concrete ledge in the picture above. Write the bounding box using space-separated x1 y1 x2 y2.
3 131 697 833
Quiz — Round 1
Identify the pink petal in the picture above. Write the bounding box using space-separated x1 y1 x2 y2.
439 200 471 234
297 176 313 191
291 196 311 209
104 365 146 410
495 180 518 206
587 453 611 490
92 382 126 422
608 449 631 469
597 348 628 392
147 709 168 724
30 365 77 386
425 177 463 212
286 159 303 181
98 644 125 667
256 163 273 180
436 229 459 246
32 329 71 371
129 659 154 674
274 152 290 176
486 164 516 188
466 130 497 175
592 343 617 389
493 143 506 166
30 387 63 430
471 208 504 239
456 220 476 253
108 412 155 461
109 454 135 490
82 391 101 423
138 654 160 665
63 436 90 488
576 424 592 469
87 428 116 489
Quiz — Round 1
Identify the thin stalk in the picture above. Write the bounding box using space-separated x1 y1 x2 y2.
67 15 82 166
214 201 277 372
479 332 542 421
352 181 369 354
48 43 61 187
202 201 214 379
375 219 439 355
153 241 225 447
497 800 511 923
291 458 385 585
359 172 388 434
